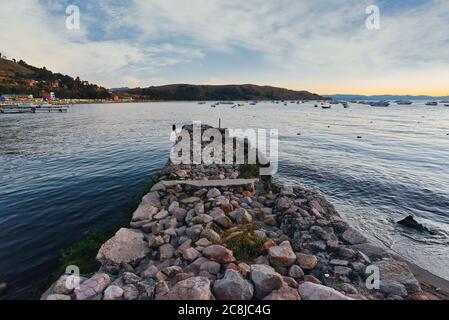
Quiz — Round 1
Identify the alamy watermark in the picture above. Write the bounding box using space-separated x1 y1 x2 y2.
66 5 80 30
170 121 279 176
365 5 380 30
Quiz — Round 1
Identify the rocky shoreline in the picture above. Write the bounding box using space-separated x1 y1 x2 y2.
42 125 439 301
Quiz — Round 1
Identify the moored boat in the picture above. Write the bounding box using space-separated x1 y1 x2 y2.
395 100 413 105
369 101 390 107
425 101 438 106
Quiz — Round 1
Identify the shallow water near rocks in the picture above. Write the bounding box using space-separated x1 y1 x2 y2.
1 101 448 299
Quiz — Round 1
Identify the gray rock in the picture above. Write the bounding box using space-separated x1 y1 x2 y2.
330 259 350 267
200 261 222 274
213 215 232 229
374 258 421 294
250 264 284 299
46 294 71 300
233 208 253 224
195 202 205 215
142 192 161 207
132 203 159 222
122 284 139 300
298 282 353 300
97 228 149 266
75 273 111 300
268 241 297 267
207 188 222 198
288 265 304 279
380 280 408 298
200 229 221 243
169 277 211 300
173 208 187 222
183 247 201 262
154 210 169 220
103 285 124 300
168 201 179 214
159 244 175 260
213 270 254 300
352 243 389 261
181 197 201 204
341 227 367 245
136 279 156 300
142 265 159 278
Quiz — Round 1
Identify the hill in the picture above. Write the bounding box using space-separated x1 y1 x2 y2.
0 57 111 99
122 84 324 101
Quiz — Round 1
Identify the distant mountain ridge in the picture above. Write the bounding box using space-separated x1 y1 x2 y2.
326 94 449 101
121 84 324 101
0 57 111 99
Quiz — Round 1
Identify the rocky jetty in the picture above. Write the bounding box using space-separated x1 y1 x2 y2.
42 125 429 301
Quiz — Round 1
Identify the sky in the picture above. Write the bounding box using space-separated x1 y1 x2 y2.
1 0 448 95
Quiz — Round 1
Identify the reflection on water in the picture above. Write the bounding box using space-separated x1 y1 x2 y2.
1 101 449 299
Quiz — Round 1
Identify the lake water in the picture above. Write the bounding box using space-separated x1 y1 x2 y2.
1 102 449 299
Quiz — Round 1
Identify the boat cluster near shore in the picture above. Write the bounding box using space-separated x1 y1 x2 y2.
0 103 69 114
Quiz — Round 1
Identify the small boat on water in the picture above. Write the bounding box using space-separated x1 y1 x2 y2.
444 104 449 107
322 105 331 109
425 101 438 106
0 103 69 114
342 102 349 108
369 101 390 107
395 100 413 105
198 102 206 105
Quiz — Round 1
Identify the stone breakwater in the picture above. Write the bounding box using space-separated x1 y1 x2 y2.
42 126 431 301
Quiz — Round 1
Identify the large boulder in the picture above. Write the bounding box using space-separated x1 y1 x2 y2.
298 282 353 300
169 277 211 300
213 270 254 300
250 264 284 299
374 258 421 294
97 228 149 266
202 245 236 263
268 241 296 267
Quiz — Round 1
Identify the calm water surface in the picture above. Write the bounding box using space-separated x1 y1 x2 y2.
1 102 449 299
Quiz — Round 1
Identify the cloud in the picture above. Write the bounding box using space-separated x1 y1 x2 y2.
1 0 448 93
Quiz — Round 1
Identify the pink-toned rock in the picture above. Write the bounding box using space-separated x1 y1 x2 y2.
96 228 149 266
250 264 284 299
74 273 111 300
268 241 296 267
296 253 318 271
298 282 353 300
169 277 211 300
202 245 236 263
263 286 301 300
262 239 276 254
183 247 201 262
